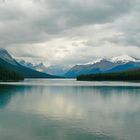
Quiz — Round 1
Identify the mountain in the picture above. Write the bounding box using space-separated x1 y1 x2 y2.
110 55 136 63
0 49 57 78
18 60 68 76
65 55 140 78
43 65 69 76
17 59 35 70
34 63 47 72
0 48 19 66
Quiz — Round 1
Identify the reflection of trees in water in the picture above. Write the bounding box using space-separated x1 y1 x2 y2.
43 86 140 107
0 85 33 109
73 86 140 96
0 84 140 110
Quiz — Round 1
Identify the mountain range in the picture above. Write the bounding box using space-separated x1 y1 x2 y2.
0 48 57 78
65 55 140 77
17 60 69 76
1 48 140 80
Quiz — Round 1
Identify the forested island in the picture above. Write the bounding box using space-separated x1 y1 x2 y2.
0 66 24 82
77 69 140 81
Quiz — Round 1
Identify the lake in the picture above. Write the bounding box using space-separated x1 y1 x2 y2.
0 79 140 140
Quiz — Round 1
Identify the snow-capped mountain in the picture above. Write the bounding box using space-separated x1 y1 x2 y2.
45 65 69 76
82 54 137 65
65 55 140 77
110 54 137 63
34 63 47 73
0 49 56 78
0 48 18 66
18 60 68 76
17 54 140 78
17 59 35 69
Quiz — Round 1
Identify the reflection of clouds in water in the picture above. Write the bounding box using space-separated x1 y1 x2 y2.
88 93 140 113
6 86 140 119
6 87 85 119
2 85 140 140
35 94 85 119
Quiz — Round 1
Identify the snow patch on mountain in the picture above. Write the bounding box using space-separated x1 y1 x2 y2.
110 54 136 63
82 58 107 65
0 48 18 65
81 54 137 66
65 54 140 77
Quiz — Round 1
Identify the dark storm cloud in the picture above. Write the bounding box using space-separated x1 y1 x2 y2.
0 0 134 45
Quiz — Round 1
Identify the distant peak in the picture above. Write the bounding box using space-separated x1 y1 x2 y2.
110 54 136 63
78 54 137 66
0 48 11 57
82 57 109 65
36 62 46 67
0 48 18 65
90 58 101 64
0 48 8 52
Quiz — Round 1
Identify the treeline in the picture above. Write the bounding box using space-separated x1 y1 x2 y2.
0 66 24 81
77 69 140 81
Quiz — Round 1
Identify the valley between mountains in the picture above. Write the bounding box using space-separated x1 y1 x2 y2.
0 48 140 81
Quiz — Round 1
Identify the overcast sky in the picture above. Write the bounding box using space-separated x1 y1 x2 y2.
0 0 140 66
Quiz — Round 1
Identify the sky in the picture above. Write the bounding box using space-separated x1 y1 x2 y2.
0 0 140 66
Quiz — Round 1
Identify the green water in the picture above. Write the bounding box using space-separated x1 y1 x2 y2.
0 79 140 140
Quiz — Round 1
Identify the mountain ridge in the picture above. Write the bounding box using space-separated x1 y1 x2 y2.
0 49 57 78
17 60 69 76
65 54 140 78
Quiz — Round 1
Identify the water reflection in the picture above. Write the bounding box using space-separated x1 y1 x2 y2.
1 86 140 116
0 82 140 140
0 85 34 109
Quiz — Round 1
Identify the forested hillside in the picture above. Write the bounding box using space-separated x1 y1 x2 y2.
0 65 23 81
77 69 140 81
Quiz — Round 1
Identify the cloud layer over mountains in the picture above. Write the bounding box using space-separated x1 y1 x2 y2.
0 0 140 66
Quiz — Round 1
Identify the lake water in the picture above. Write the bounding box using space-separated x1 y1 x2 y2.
0 79 140 140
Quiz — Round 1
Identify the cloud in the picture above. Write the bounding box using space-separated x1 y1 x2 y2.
0 0 140 66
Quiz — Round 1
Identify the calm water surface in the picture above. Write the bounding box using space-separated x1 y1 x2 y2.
0 79 140 140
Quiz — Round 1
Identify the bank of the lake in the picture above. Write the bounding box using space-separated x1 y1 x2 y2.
77 69 140 81
0 66 24 82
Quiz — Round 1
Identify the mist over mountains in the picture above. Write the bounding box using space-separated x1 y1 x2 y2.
16 52 140 78
1 48 140 79
17 60 69 76
0 49 57 79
